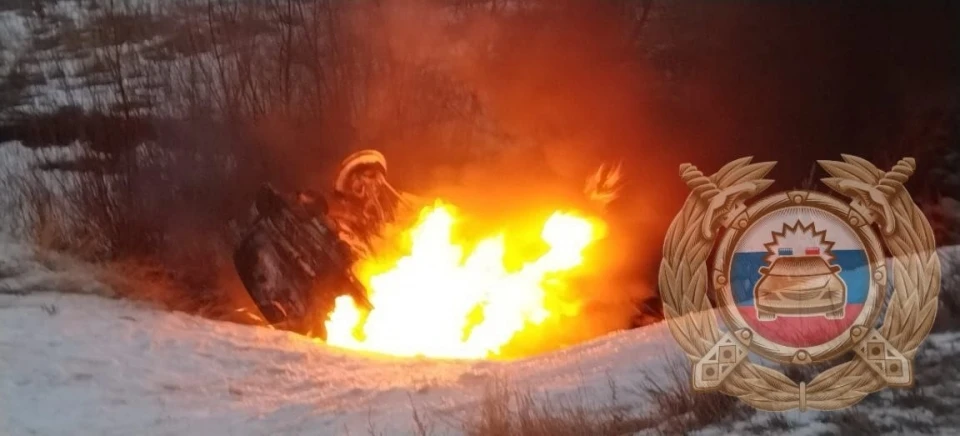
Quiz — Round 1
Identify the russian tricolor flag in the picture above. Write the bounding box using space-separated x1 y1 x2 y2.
728 220 870 348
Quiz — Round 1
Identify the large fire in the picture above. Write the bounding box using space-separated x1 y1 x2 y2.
323 201 605 359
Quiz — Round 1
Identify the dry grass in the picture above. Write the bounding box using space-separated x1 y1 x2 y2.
634 356 751 434
0 149 263 324
91 258 258 322
452 339 956 436
389 355 752 436
455 378 652 436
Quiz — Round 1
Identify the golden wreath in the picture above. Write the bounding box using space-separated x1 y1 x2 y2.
658 155 941 411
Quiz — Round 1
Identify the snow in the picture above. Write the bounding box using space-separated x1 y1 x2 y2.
0 240 681 435
0 0 330 118
1 240 958 435
0 291 676 435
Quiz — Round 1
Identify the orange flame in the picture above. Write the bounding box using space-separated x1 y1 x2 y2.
324 201 605 359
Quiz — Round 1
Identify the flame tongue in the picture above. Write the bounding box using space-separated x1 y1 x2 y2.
324 201 603 359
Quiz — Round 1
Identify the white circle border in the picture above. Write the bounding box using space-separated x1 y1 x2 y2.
713 190 886 363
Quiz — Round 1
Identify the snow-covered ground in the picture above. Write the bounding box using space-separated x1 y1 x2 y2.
0 240 680 435
2 241 958 436
1 292 661 435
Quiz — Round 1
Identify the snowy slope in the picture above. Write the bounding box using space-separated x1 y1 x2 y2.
0 241 680 436
2 241 958 436
0 291 681 436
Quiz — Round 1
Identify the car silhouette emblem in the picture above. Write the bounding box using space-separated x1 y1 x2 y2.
753 247 847 321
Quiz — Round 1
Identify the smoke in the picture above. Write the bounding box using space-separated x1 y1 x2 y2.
315 1 672 347
241 0 956 351
346 1 662 184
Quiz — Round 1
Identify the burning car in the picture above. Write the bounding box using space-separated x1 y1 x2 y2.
233 150 410 339
232 184 373 338
753 248 847 321
233 150 622 344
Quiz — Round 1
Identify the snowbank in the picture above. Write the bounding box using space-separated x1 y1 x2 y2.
2 242 958 435
0 241 681 435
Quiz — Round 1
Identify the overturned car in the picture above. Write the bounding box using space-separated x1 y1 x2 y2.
233 150 623 339
232 150 414 339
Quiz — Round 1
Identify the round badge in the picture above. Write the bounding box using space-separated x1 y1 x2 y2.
713 191 886 363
